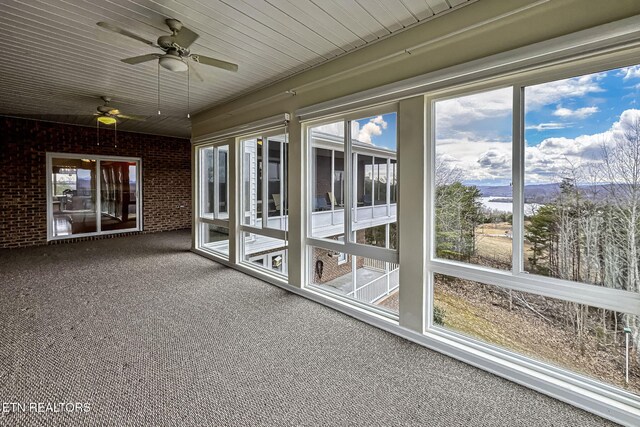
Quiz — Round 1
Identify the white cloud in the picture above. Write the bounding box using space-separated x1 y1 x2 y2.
436 138 512 184
525 122 570 131
552 105 599 119
307 116 390 146
525 74 605 110
353 115 388 144
438 109 640 185
435 87 512 133
524 109 640 183
618 65 640 80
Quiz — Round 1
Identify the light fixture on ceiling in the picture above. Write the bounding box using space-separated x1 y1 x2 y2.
159 54 188 72
97 116 117 125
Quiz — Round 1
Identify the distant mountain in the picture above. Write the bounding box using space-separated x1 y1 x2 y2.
477 182 620 204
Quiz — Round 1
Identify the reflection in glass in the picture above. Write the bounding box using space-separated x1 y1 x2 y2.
334 151 345 209
51 158 97 236
200 224 229 256
218 148 228 215
266 136 288 230
433 274 640 396
390 159 397 204
201 145 229 220
100 161 137 231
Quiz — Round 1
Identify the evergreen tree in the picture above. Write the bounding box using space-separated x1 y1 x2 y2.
436 182 483 261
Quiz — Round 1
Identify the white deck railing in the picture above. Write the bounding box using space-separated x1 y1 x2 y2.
347 264 399 303
310 204 397 238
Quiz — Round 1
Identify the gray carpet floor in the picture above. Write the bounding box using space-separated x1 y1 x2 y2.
0 230 615 426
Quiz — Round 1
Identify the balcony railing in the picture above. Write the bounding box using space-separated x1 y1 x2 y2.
311 203 397 238
347 263 399 303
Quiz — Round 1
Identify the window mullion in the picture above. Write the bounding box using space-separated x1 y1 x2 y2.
261 137 268 228
214 147 219 218
512 86 524 274
345 121 353 243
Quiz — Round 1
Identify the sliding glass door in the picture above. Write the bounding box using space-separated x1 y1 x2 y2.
47 153 141 240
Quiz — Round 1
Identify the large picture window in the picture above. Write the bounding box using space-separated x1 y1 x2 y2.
306 109 399 314
47 153 140 240
428 64 640 399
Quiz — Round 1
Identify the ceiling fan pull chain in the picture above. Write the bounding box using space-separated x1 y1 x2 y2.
97 119 100 146
114 120 118 148
187 62 191 119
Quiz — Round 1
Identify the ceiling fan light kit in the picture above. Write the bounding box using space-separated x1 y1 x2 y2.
159 54 188 72
97 116 117 125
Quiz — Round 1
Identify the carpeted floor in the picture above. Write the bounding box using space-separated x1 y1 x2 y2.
0 230 615 426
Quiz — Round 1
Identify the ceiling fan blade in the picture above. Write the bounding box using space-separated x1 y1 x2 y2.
97 22 156 47
190 54 238 72
174 26 199 48
189 62 204 82
121 54 161 65
116 114 146 121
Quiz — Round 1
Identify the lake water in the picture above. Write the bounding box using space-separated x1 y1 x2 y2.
480 197 540 215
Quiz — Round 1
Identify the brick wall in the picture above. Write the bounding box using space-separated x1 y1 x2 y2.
0 117 191 248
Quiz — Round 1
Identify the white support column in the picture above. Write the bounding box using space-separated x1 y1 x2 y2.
287 117 304 288
398 96 427 332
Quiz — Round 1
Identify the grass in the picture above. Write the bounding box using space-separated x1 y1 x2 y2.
434 278 640 395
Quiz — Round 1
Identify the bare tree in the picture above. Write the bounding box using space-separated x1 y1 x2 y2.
601 117 640 361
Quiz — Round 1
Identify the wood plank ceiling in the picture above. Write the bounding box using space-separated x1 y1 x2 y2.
0 0 473 138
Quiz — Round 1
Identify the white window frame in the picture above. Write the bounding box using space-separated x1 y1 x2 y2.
305 105 399 265
46 152 142 241
303 105 400 317
194 139 232 259
426 68 640 321
424 58 640 410
238 128 290 277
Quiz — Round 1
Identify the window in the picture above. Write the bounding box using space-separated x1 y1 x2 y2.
241 133 288 231
433 87 513 270
427 64 640 400
306 110 399 314
197 144 230 258
523 66 640 294
432 273 640 395
240 129 289 276
47 154 140 239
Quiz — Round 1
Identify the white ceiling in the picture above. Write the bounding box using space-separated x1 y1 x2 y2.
0 0 473 138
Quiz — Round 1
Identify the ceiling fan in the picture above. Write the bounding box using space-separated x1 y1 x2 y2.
95 96 145 125
97 18 239 79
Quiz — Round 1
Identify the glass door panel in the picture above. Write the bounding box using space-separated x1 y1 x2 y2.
100 161 138 231
51 157 97 237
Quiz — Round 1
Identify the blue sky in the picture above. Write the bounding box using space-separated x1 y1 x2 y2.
354 113 397 151
525 69 639 146
434 64 640 186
